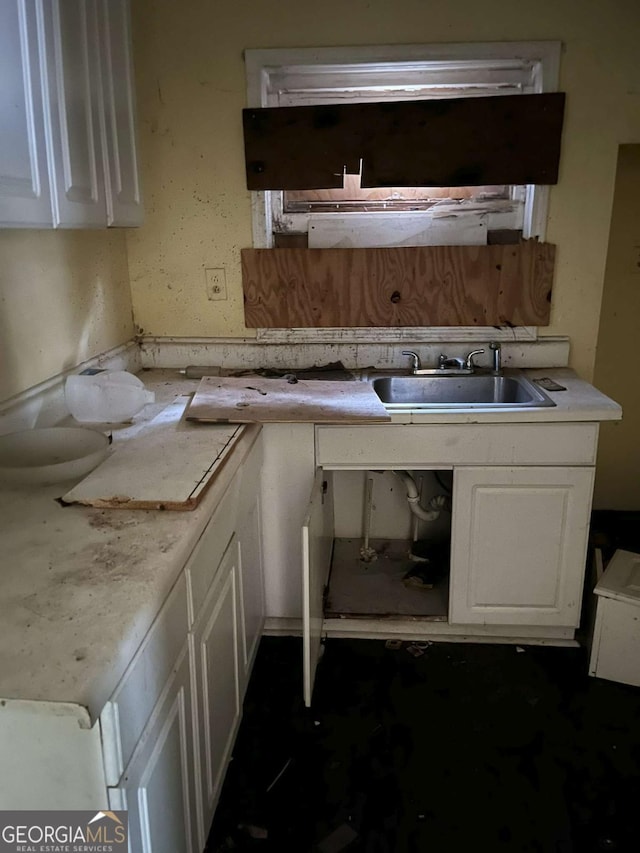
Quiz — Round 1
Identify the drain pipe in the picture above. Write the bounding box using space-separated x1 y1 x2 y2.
394 471 448 522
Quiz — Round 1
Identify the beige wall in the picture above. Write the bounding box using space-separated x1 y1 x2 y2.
0 231 134 403
593 145 640 510
126 0 640 380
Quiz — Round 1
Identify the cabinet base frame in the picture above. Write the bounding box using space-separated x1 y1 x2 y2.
264 616 576 646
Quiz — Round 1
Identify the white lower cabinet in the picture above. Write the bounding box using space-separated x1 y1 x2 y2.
449 466 595 626
302 424 600 704
237 499 265 692
110 644 199 853
100 434 264 851
192 538 242 842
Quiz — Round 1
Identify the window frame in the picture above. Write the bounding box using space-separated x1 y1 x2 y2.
244 41 561 342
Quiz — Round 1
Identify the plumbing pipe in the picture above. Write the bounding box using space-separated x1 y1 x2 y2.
394 471 447 522
412 475 423 542
360 475 377 562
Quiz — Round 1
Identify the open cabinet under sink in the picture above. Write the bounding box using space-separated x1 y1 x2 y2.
302 423 598 706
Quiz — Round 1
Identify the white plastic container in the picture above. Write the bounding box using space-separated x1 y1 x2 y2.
589 549 640 688
65 371 155 423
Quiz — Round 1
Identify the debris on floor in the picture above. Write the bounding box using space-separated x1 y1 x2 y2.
317 823 358 853
207 637 640 852
405 643 425 658
265 757 292 793
238 824 268 840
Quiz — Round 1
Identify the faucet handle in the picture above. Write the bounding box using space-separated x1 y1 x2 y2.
402 350 421 372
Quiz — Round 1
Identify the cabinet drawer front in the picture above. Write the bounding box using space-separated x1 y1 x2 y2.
316 423 598 468
100 575 188 784
185 478 240 627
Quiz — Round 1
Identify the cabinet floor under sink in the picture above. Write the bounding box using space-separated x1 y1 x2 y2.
325 538 448 620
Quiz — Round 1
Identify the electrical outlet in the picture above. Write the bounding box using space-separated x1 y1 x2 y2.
205 267 227 300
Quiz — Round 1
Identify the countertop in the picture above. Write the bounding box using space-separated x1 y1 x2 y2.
0 367 620 722
0 373 259 722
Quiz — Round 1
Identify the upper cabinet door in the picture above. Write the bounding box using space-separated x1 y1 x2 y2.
0 1 53 227
39 0 107 227
98 0 143 226
0 0 142 229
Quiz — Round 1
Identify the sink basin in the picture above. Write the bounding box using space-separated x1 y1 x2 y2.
372 373 555 408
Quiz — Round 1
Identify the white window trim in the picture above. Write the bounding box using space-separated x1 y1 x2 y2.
245 41 561 343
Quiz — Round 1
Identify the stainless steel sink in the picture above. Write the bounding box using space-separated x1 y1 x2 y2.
372 373 555 408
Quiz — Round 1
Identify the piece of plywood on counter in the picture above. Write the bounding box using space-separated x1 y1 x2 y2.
241 241 554 328
62 398 245 511
185 377 391 424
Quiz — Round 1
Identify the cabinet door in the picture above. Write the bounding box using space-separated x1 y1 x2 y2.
39 0 107 227
237 496 265 692
0 0 53 226
110 643 199 853
192 537 242 841
97 0 143 226
450 466 595 627
261 424 317 619
302 469 334 708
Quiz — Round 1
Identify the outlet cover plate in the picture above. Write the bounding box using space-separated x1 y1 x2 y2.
205 267 227 300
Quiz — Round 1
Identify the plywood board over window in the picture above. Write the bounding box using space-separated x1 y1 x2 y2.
243 93 565 191
241 241 555 328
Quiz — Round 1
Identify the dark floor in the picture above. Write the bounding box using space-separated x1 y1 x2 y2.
207 637 640 853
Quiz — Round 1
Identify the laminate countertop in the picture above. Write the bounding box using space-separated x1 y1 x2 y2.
0 367 620 721
0 373 259 722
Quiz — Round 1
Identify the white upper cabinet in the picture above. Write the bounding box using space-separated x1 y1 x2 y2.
0 1 52 226
0 0 142 228
40 0 107 227
97 0 143 226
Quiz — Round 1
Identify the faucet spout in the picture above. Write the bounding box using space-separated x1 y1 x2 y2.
402 350 421 373
464 349 485 371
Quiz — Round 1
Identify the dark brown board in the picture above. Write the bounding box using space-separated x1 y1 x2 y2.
243 93 565 190
241 241 555 328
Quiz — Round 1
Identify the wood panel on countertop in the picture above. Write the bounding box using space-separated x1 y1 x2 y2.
241 241 554 328
185 377 391 423
62 398 245 510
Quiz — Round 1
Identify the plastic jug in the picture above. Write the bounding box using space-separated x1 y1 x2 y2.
64 371 155 423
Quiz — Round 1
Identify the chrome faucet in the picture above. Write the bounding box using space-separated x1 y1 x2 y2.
402 350 422 372
438 354 466 370
403 347 488 375
464 349 485 371
438 349 485 371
